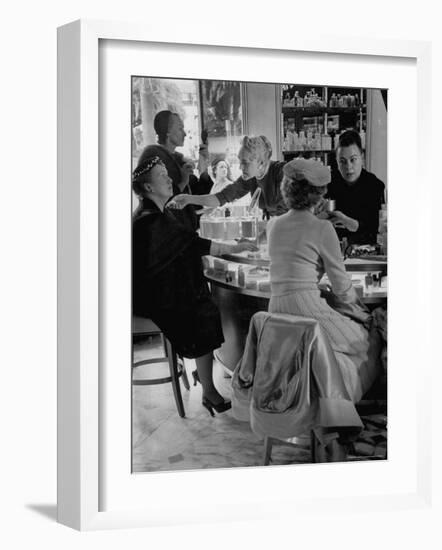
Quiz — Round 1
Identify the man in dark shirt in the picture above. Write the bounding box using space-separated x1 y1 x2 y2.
327 130 385 244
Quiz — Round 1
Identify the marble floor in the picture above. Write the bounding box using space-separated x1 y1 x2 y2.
132 336 387 474
132 336 312 473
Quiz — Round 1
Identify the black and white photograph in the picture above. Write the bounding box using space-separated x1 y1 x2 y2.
4 0 439 542
131 76 388 472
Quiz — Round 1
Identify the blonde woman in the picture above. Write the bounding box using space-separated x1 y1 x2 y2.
168 136 287 218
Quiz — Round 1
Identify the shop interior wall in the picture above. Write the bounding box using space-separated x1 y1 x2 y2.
244 82 281 160
367 89 388 189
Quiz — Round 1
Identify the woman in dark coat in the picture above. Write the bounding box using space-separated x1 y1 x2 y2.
132 155 257 415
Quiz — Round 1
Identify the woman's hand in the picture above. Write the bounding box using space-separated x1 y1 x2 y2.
210 240 258 257
231 241 259 254
167 194 192 209
329 211 359 232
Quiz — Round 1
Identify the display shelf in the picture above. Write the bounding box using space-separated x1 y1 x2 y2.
282 149 332 154
282 106 363 116
218 252 387 273
205 268 387 305
280 84 367 166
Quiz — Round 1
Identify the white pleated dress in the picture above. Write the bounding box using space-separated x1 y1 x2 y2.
267 210 381 402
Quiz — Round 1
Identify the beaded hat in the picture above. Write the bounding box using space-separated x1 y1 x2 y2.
132 156 164 183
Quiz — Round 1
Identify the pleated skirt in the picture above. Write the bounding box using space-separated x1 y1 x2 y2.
268 290 381 402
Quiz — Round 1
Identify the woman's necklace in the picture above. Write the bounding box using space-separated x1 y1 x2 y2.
256 162 270 181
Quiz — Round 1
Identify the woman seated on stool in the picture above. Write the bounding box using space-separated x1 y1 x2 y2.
132 155 257 416
267 158 381 403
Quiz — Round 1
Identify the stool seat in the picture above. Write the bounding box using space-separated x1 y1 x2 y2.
133 316 162 335
132 316 189 417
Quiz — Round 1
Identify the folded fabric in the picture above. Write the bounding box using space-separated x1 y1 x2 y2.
231 311 363 440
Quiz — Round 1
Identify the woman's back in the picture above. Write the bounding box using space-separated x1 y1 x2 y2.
268 209 351 296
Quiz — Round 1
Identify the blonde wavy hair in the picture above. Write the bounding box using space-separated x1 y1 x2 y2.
239 135 272 162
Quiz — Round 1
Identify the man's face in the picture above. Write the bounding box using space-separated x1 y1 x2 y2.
238 150 261 180
168 115 186 147
337 144 363 184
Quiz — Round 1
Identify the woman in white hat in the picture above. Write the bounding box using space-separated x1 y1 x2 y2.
267 158 381 404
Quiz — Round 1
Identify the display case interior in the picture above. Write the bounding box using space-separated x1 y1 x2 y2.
280 84 368 168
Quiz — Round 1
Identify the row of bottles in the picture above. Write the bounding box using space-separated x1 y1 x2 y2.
199 206 262 242
329 93 361 108
283 130 332 152
282 86 362 109
283 129 366 152
282 86 326 108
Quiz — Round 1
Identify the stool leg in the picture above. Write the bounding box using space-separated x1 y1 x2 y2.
165 338 185 418
263 436 273 466
161 334 168 358
310 430 317 463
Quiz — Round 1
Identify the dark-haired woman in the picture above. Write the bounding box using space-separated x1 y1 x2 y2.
267 158 381 402
132 155 257 415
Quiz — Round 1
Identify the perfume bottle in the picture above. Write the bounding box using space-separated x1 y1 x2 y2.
365 272 373 293
237 265 245 287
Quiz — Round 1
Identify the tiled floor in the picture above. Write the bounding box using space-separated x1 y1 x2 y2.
132 336 387 473
132 336 311 473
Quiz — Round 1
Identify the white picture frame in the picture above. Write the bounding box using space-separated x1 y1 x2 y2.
57 19 433 531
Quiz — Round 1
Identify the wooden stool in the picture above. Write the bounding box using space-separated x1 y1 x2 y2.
132 316 189 418
263 431 351 465
263 434 315 465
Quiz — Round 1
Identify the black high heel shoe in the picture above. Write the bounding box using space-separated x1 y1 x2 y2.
192 369 200 386
202 397 232 417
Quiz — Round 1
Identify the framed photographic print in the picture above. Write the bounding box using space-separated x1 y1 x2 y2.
57 19 432 530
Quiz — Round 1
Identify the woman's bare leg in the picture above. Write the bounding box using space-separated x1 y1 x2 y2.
194 352 227 405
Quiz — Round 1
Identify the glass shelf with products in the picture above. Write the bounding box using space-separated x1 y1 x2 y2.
282 107 364 116
280 84 367 165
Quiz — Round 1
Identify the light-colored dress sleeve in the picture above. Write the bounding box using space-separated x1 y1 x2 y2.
319 221 353 296
319 221 371 325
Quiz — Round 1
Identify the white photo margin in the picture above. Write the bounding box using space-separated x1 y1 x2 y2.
57 19 433 531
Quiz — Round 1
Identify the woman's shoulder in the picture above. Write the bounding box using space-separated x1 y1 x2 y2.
300 214 335 240
139 144 175 166
315 216 335 235
133 207 162 229
269 210 292 227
